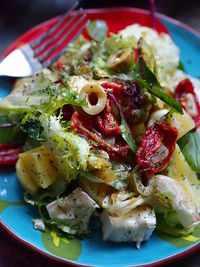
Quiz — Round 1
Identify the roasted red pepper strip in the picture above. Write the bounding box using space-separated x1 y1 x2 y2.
71 112 129 160
0 143 23 165
175 78 200 130
96 100 120 136
136 122 178 174
101 82 124 98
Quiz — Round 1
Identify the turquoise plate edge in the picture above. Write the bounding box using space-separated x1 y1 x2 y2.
0 13 200 267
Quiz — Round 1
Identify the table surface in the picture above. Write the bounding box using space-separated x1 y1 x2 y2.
0 0 200 266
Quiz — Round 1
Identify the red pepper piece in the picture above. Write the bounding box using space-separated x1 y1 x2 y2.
175 78 200 130
101 82 124 98
136 122 178 174
0 143 23 165
96 100 120 136
56 61 65 71
71 112 130 160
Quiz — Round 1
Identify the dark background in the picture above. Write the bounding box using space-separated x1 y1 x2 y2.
0 0 200 55
0 0 200 266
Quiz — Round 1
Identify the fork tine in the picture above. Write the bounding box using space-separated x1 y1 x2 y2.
43 20 89 68
30 1 79 48
34 8 83 55
38 12 86 62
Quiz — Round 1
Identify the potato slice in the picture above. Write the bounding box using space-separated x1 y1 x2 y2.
163 144 200 208
18 146 58 190
16 158 39 196
147 109 194 140
163 111 195 139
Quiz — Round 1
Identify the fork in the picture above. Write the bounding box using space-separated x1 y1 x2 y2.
0 1 88 77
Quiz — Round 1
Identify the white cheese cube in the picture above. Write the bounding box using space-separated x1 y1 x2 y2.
100 206 156 248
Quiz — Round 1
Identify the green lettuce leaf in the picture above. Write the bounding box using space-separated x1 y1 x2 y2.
0 115 25 143
156 214 195 237
87 20 108 42
91 33 138 78
178 129 200 173
0 69 85 116
20 119 45 142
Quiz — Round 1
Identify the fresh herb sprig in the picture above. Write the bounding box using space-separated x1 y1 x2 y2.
133 38 183 114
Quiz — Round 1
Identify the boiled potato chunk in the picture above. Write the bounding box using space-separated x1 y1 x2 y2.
16 158 39 196
147 109 194 139
12 78 32 92
164 144 200 208
163 111 195 139
18 146 58 190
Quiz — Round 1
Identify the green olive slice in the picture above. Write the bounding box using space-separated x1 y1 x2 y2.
107 48 134 72
80 82 107 115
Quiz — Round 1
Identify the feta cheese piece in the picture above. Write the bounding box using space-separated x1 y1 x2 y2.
46 187 98 233
100 205 156 248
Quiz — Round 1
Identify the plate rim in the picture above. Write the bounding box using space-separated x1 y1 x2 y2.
0 6 200 267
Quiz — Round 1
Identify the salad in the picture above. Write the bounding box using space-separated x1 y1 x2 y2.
0 20 200 249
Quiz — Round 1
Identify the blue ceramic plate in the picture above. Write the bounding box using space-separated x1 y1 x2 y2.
0 8 200 267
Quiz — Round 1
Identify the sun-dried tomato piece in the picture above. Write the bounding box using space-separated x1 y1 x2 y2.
71 112 129 160
136 121 178 174
0 143 23 165
101 82 124 98
175 78 200 130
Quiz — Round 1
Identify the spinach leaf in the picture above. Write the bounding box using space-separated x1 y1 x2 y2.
178 130 200 173
20 119 46 142
87 20 108 42
133 56 183 114
0 115 25 143
120 115 137 153
177 61 186 72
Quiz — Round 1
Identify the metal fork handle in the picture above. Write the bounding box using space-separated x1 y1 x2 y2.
0 2 87 77
0 47 42 77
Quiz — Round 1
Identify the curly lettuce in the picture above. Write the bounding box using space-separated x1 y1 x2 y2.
0 69 85 117
40 114 90 183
